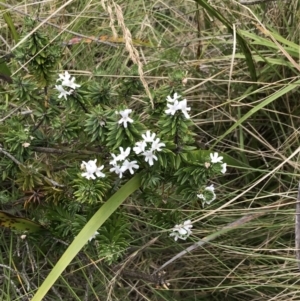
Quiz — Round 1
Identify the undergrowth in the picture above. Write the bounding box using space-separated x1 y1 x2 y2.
0 0 300 300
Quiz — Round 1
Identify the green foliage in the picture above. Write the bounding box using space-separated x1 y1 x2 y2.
3 3 289 300
72 175 111 204
2 119 32 159
105 106 146 150
11 76 39 101
13 17 62 87
116 65 144 100
84 105 108 142
95 212 131 265
85 79 112 106
46 202 87 238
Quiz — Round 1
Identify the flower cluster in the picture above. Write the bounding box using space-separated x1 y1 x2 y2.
109 147 139 178
55 71 80 100
81 159 105 180
165 92 191 119
170 220 193 241
196 153 227 206
197 184 216 207
133 130 165 166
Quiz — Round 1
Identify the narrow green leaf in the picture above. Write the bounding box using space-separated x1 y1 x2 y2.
0 1 19 42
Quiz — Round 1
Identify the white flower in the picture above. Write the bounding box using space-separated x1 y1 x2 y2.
197 185 216 206
121 159 139 174
109 153 121 165
134 130 165 165
81 159 105 180
88 231 99 242
110 164 124 178
143 150 158 166
133 140 147 154
142 130 156 142
170 220 193 241
165 93 191 118
166 92 180 103
151 138 165 152
57 71 80 89
221 163 227 174
178 99 191 119
118 109 133 128
57 71 71 82
210 152 223 163
165 100 180 115
55 85 71 100
118 147 131 160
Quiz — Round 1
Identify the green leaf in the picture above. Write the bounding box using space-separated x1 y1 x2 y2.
31 173 142 301
0 2 19 42
0 211 45 232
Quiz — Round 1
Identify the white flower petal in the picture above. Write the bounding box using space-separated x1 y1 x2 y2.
166 92 180 103
205 184 214 192
118 147 131 160
55 85 71 100
221 163 227 174
178 99 191 119
143 150 157 166
122 159 139 174
88 231 99 242
151 138 165 152
110 153 121 165
133 140 147 154
110 164 124 178
165 101 180 115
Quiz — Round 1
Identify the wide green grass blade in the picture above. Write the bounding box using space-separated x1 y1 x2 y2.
0 211 45 232
31 174 142 301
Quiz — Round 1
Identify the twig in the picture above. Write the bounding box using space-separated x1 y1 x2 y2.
295 182 300 271
0 102 28 122
118 269 168 288
240 0 280 5
0 146 64 187
31 146 102 155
